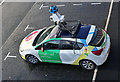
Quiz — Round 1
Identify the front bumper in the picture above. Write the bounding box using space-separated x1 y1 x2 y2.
19 47 26 60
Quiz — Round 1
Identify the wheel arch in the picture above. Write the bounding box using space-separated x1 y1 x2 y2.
25 53 41 62
79 59 97 66
79 59 97 70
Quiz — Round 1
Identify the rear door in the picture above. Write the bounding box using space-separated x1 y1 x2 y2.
38 40 62 63
59 40 80 64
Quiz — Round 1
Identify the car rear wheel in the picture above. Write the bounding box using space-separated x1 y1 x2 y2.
80 59 96 70
26 55 39 64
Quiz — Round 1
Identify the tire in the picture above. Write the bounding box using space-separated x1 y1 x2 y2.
80 59 96 70
26 55 39 64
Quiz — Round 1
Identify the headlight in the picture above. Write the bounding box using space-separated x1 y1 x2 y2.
20 47 24 52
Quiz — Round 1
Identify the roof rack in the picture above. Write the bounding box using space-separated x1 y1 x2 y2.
56 20 81 38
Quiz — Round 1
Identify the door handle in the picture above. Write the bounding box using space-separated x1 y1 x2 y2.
54 53 57 54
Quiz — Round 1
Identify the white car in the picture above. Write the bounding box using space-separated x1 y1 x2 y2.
19 6 110 70
19 22 110 70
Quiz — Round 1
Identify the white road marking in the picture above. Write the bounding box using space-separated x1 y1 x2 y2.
0 2 37 50
27 27 35 29
73 4 82 6
105 0 114 31
0 0 5 6
4 52 10 61
92 67 98 82
56 5 65 7
91 3 101 5
24 25 29 31
42 6 49 8
4 52 17 61
39 4 43 10
39 4 49 9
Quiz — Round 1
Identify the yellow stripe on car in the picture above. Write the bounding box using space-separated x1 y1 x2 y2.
22 55 26 60
73 53 87 65
88 46 95 54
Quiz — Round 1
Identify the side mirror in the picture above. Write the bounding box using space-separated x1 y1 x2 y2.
41 44 44 52
41 47 44 52
35 44 44 51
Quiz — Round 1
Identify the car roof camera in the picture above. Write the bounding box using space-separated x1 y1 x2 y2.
49 6 81 38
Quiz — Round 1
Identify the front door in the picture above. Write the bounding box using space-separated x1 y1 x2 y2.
38 40 62 63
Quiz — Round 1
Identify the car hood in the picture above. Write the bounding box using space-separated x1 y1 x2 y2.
20 29 43 49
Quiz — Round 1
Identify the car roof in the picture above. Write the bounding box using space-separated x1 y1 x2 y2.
57 25 91 39
76 25 91 39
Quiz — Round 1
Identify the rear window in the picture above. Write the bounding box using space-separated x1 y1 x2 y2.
89 28 105 47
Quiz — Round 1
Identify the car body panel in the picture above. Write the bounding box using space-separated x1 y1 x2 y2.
38 50 62 63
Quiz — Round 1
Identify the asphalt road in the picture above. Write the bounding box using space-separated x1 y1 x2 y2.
2 2 35 45
1 2 119 81
96 2 118 80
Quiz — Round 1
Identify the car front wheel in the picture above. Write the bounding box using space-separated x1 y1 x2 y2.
26 55 39 64
80 59 96 70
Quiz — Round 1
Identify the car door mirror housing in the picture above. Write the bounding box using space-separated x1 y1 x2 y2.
41 47 44 52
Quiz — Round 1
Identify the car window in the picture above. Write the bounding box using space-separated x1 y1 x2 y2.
44 40 60 50
89 28 105 46
76 43 84 49
59 40 84 50
36 27 54 44
33 29 46 46
60 40 74 50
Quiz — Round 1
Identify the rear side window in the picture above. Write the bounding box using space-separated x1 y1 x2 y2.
44 40 60 50
75 43 84 49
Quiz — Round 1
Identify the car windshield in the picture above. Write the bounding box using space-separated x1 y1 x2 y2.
32 29 46 46
36 27 54 45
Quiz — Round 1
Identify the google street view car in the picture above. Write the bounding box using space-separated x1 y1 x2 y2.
19 6 110 70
